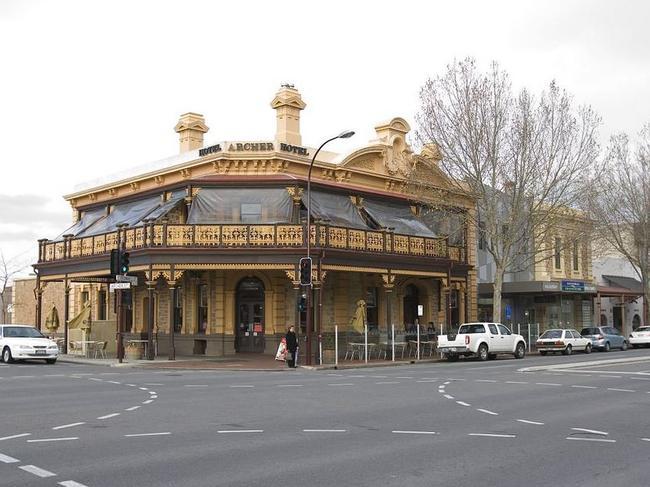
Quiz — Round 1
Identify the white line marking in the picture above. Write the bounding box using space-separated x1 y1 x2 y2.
566 437 616 443
417 380 438 383
468 433 516 438
138 387 148 391
327 383 354 386
571 428 609 436
443 381 450 385
88 378 103 382
277 384 304 388
59 481 90 487
571 385 598 389
302 429 347 433
124 432 171 437
142 400 154 404
144 383 164 386
27 437 78 443
443 394 455 399
150 395 158 399
376 381 401 384
607 388 635 393
97 413 120 419
348 375 366 378
456 401 471 407
392 430 438 435
53 422 85 430
0 453 19 463
126 384 137 387
641 438 650 442
148 391 157 394
107 381 121 384
125 406 141 411
600 375 622 378
475 379 497 383
395 376 413 379
229 385 254 388
217 430 263 433
505 381 529 384
0 433 31 441
184 385 208 388
630 377 650 381
517 419 545 425
477 408 499 415
19 465 57 477
536 382 562 386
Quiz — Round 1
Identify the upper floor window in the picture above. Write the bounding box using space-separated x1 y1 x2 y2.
240 203 262 223
572 240 579 271
554 237 562 270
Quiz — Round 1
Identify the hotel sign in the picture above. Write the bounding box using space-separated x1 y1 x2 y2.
199 142 310 157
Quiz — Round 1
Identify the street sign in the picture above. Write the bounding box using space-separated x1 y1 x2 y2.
109 282 131 292
115 275 138 285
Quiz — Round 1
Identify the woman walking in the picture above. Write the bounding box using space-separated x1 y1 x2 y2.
285 325 298 368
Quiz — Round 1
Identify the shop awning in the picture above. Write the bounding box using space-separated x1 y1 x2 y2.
304 190 370 229
602 275 643 293
187 188 292 224
55 207 106 240
76 195 162 237
362 199 436 237
145 191 185 221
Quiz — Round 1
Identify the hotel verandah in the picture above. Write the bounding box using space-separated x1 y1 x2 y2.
33 85 477 362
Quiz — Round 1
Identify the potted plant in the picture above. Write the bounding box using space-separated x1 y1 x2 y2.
125 342 142 361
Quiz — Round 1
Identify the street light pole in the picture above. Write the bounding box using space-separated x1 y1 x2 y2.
304 130 354 365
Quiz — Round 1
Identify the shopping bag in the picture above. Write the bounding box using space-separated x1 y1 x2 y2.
275 339 287 361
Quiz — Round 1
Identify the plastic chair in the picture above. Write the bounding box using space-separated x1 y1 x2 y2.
94 341 107 359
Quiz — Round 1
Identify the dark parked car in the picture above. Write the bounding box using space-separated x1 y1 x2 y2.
580 326 627 352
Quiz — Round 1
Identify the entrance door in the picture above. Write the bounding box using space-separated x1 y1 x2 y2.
235 278 265 353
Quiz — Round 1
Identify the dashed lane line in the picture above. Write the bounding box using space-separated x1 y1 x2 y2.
443 394 455 400
303 429 347 433
535 382 562 386
571 428 608 436
607 388 635 393
27 437 78 443
229 385 254 388
142 400 154 404
277 384 304 387
456 401 471 407
468 433 516 438
376 381 401 385
571 385 598 389
517 419 545 425
477 409 499 416
0 453 20 463
392 430 438 435
59 481 90 487
184 384 209 388
217 430 263 434
97 413 120 420
125 406 141 411
19 465 57 477
566 437 616 443
52 422 85 430
0 433 30 441
124 432 171 437
475 379 497 383
505 381 529 384
327 383 354 386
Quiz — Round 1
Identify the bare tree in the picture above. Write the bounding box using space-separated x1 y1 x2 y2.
415 58 600 323
0 251 29 323
588 126 650 326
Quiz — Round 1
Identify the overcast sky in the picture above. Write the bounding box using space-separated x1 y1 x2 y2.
1 0 648 274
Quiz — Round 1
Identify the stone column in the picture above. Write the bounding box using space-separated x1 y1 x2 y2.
146 281 156 360
168 281 177 360
382 273 395 341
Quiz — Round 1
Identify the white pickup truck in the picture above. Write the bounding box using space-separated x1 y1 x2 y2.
437 322 527 361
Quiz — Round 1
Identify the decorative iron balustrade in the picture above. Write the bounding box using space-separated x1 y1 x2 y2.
39 223 466 263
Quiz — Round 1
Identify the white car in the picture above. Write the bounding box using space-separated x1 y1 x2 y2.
536 328 592 355
437 322 527 361
629 326 650 348
0 324 59 364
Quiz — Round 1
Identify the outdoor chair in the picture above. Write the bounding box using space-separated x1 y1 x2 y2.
93 341 107 359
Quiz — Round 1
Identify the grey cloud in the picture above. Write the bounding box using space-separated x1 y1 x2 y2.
0 194 70 227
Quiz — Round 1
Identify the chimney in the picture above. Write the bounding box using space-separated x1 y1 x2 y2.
271 84 306 145
174 112 209 153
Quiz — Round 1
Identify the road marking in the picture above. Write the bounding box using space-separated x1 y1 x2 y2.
53 422 85 430
229 385 254 388
571 385 598 389
19 465 57 477
124 432 171 437
348 375 366 378
185 384 208 388
456 401 471 407
139 387 149 391
144 383 164 386
443 394 455 399
566 437 616 443
59 481 90 487
517 419 545 425
477 409 499 415
505 381 528 384
536 382 562 386
277 384 304 387
97 413 120 419
468 433 516 438
125 406 141 411
148 391 157 394
417 380 438 383
395 376 413 379
599 375 622 378
392 430 438 435
0 453 20 463
376 381 401 384
126 384 137 387
640 438 650 442
571 428 608 436
13 375 35 378
371 375 388 378
107 381 121 384
0 433 31 441
27 437 78 443
217 430 263 434
303 429 347 433
328 383 354 386
88 378 103 382
607 388 635 393
443 381 450 385
475 379 497 383
630 377 650 381
150 395 158 399
142 400 154 404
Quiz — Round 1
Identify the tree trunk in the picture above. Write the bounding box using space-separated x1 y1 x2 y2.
492 266 505 324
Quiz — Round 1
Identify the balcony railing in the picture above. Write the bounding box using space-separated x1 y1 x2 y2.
38 223 467 263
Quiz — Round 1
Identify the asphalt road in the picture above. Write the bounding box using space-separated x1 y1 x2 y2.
2 349 650 487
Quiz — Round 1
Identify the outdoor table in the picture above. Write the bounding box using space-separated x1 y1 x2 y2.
127 339 151 358
73 340 97 358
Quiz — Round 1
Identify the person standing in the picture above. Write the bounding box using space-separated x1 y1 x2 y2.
285 325 298 368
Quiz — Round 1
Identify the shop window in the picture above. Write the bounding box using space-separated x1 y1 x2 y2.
366 287 378 331
173 287 183 333
97 290 107 320
554 237 562 269
197 284 208 334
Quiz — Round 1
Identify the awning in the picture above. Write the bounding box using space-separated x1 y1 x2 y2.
304 190 370 229
55 207 106 240
76 195 162 237
602 275 643 293
362 199 436 237
146 191 185 221
187 188 292 224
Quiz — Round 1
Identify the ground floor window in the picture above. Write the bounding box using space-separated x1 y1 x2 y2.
366 287 378 331
97 289 107 320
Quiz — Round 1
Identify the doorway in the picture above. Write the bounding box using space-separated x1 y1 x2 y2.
235 277 265 353
613 306 623 331
403 284 419 331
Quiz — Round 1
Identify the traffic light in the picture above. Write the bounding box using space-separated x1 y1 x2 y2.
299 257 312 286
110 249 120 276
119 251 130 274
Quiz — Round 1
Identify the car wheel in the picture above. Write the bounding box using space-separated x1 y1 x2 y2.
604 342 611 352
45 358 57 364
488 353 497 360
563 345 572 356
621 341 628 351
539 350 548 356
585 343 592 354
2 347 13 364
477 343 489 361
446 353 459 362
514 342 526 359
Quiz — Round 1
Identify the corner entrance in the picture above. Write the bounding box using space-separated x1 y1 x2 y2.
235 277 265 353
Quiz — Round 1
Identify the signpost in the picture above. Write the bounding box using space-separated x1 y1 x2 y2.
115 275 138 285
109 282 131 292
